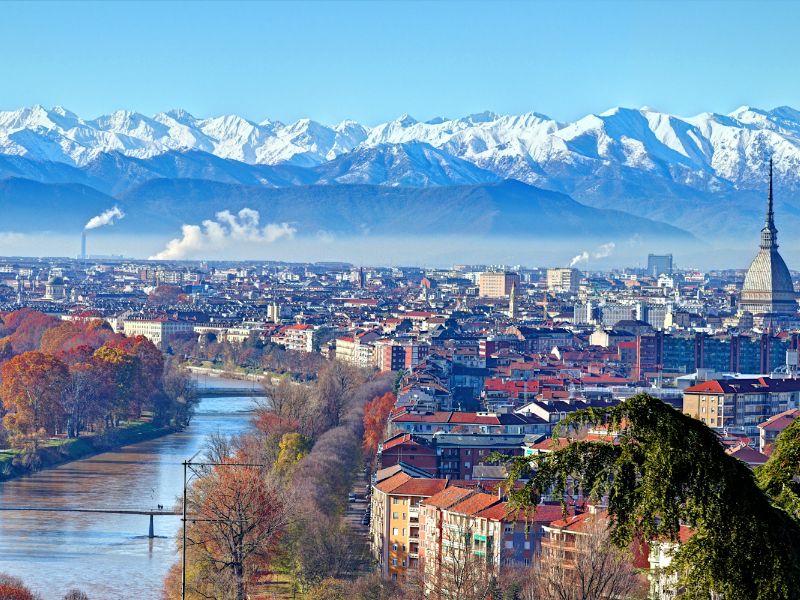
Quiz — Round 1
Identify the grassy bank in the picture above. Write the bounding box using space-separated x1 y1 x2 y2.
0 420 178 482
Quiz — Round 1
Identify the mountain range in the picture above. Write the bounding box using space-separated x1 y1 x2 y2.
1 104 799 247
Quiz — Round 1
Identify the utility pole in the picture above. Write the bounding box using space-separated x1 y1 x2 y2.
182 459 187 600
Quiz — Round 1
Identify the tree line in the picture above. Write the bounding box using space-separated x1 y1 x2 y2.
0 309 198 454
167 330 330 381
164 360 393 600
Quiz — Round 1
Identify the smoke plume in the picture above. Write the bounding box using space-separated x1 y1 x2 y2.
569 251 589 267
593 242 615 259
569 242 616 266
149 208 296 260
85 206 125 230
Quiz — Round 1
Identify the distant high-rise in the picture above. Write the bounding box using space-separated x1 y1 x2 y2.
647 254 673 277
479 271 519 298
740 159 797 315
81 231 87 261
546 268 580 294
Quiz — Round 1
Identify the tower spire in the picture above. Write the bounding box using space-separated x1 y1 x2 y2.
767 157 774 228
761 157 778 250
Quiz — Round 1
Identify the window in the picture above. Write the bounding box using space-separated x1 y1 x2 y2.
393 498 399 505
392 528 399 535
392 512 399 519
392 558 397 566
505 541 514 549
392 544 398 551
504 524 513 534
524 541 531 550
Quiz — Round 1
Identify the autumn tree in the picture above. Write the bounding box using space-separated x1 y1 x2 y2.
105 335 164 417
185 454 293 600
93 345 138 426
61 360 105 438
362 391 396 457
1 351 69 441
0 573 39 600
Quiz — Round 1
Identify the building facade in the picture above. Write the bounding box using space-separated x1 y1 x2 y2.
479 272 520 298
547 268 581 294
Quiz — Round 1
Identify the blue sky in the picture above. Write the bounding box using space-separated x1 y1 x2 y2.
2 0 799 124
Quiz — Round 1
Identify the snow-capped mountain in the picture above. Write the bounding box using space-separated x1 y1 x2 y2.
3 104 799 192
0 105 368 167
4 104 800 236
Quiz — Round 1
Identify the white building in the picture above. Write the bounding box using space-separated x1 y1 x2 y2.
123 318 194 347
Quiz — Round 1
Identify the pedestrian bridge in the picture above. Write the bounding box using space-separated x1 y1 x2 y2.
0 506 181 538
196 387 267 397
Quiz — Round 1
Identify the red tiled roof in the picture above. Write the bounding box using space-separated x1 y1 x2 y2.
548 510 601 531
391 478 449 497
726 444 768 466
423 487 475 509
374 472 412 493
448 492 500 516
685 377 800 395
759 408 800 432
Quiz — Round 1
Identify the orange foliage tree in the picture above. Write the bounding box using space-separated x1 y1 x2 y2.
0 573 37 600
1 351 69 440
186 456 292 600
362 392 396 456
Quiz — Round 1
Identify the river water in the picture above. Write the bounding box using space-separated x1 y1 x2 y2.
0 377 260 600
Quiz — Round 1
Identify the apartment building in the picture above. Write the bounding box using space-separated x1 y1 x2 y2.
479 272 519 298
546 268 581 294
683 377 800 434
336 330 381 368
272 324 318 353
420 489 562 597
370 471 449 580
374 339 430 372
378 432 526 480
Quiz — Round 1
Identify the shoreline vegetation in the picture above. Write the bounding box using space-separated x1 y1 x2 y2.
0 417 179 482
0 309 203 484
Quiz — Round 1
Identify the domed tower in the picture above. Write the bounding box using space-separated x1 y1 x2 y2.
740 159 797 315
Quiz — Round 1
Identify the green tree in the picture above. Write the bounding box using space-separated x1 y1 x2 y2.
498 394 800 600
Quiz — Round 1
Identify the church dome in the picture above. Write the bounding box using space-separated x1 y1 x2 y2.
740 160 797 315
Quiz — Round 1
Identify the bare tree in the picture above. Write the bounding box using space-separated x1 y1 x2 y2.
185 458 294 600
520 516 648 600
424 524 500 600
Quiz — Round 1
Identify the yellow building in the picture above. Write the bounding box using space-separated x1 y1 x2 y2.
370 471 448 580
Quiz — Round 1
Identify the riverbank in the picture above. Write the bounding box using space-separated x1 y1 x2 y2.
187 363 271 381
0 420 178 482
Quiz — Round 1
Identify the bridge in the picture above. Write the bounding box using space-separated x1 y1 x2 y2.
0 506 181 538
196 387 267 398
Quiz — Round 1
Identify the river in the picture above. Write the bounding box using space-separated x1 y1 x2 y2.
0 377 260 600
